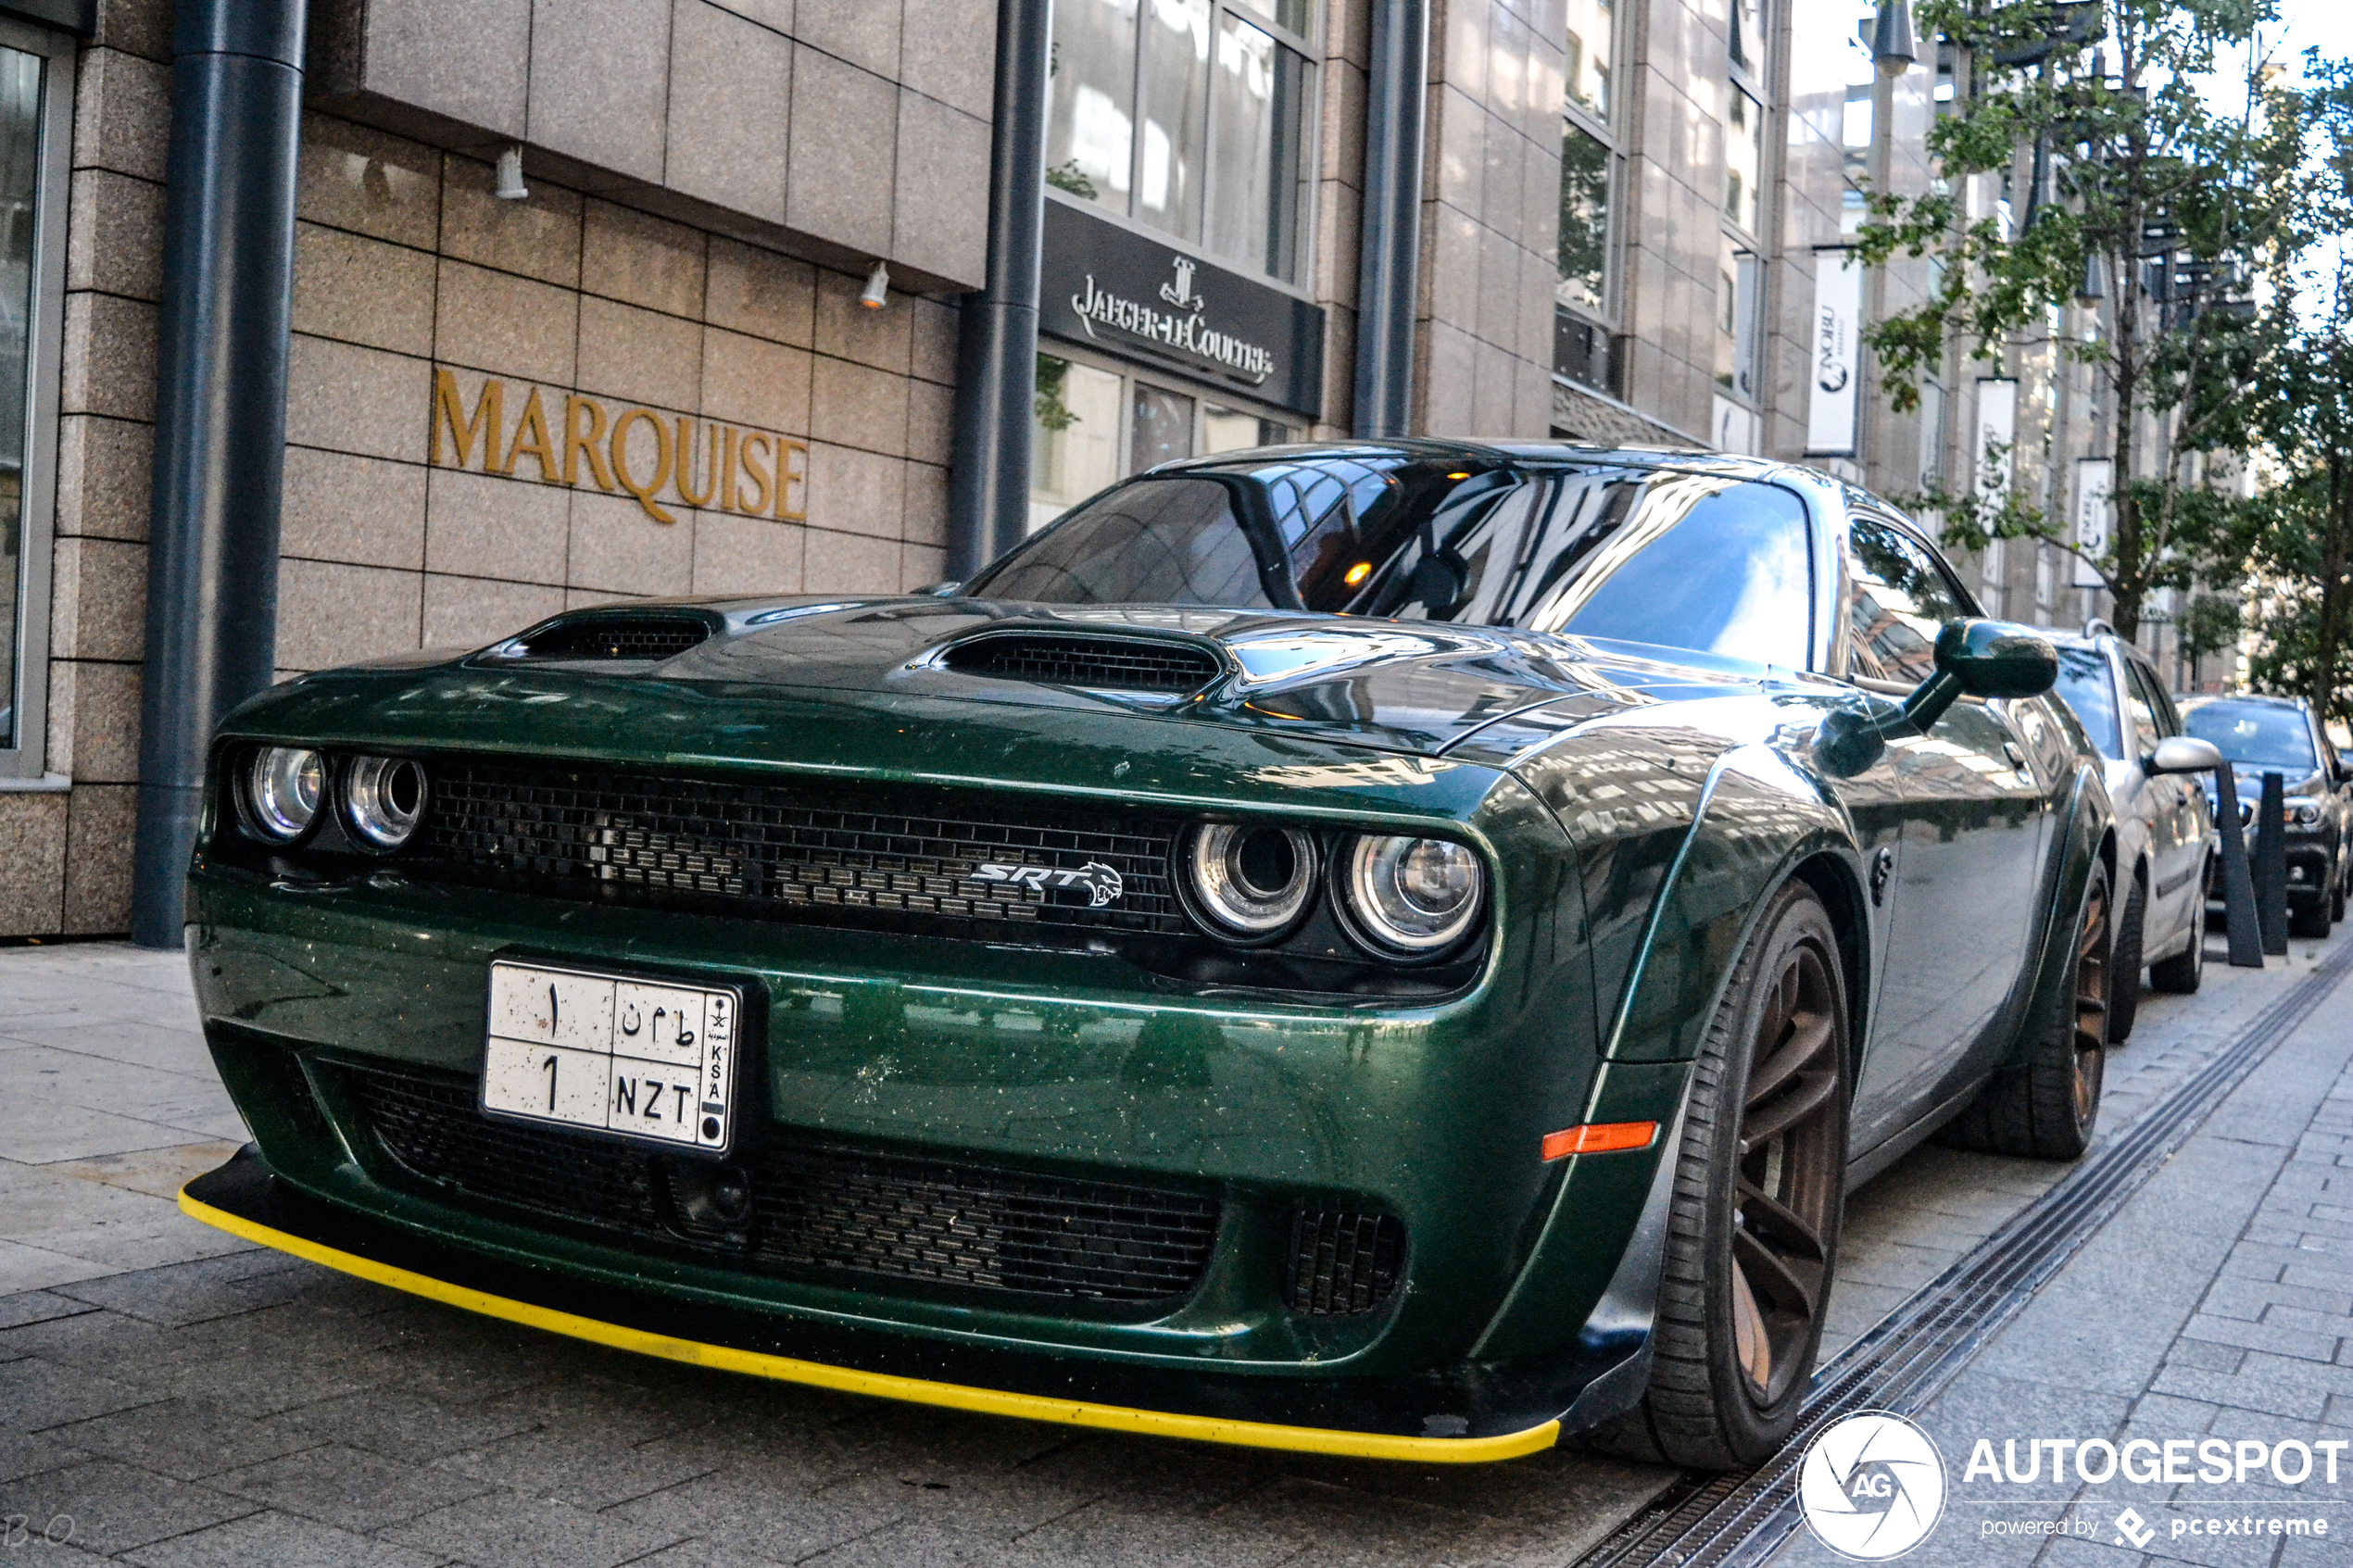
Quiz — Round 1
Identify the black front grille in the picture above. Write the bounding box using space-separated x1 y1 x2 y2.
413 759 1184 936
516 616 711 661
941 634 1222 694
342 1063 1221 1304
1286 1209 1405 1316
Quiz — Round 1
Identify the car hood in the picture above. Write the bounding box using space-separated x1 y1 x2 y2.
322 595 1790 764
2208 766 2329 804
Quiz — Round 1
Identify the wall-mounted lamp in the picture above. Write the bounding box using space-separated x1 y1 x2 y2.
1872 0 1918 76
495 144 529 201
860 258 890 310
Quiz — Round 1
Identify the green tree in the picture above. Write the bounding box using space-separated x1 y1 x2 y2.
2196 56 2353 720
1856 0 2304 640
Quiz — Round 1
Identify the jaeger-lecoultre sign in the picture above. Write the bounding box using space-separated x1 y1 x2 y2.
1039 197 1326 420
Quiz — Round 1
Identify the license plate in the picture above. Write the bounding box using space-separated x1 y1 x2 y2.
480 960 745 1155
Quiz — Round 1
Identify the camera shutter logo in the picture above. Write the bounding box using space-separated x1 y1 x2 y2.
1798 1411 1947 1560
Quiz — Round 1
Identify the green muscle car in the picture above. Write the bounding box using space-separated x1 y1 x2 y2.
182 441 2114 1469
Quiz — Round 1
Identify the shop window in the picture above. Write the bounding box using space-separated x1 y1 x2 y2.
1031 355 1124 533
1565 0 1613 117
0 23 69 781
1047 0 1315 283
1028 352 1298 533
1557 2 1622 394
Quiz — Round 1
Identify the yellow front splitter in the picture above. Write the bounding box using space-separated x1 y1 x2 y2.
180 1186 1560 1464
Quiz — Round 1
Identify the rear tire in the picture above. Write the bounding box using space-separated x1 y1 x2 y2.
2108 877 2145 1044
1610 882 1849 1470
1939 859 2110 1160
2148 872 2206 995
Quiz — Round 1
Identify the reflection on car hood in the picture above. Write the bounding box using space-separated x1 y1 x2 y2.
369 595 1795 760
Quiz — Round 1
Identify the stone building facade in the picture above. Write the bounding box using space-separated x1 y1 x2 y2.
0 0 2158 938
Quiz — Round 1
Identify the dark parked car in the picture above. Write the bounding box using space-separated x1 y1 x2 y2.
181 442 2113 1471
2180 693 2352 938
2047 624 2220 1035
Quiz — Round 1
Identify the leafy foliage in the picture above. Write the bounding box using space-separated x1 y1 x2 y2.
1854 0 2306 639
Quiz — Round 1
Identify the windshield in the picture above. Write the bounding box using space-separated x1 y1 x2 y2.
969 458 1817 668
2183 703 2317 774
2050 648 2121 760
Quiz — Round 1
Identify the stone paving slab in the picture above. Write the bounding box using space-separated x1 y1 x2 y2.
0 933 2328 1567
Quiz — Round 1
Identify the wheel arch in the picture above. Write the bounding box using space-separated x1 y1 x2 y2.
1997 765 2116 1073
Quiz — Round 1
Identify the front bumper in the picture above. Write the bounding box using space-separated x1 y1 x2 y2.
186 843 1678 1457
182 1148 1577 1461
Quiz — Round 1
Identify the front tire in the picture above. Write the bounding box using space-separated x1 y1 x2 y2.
1617 882 1850 1469
2292 897 2331 940
1941 860 2110 1160
2108 876 2145 1043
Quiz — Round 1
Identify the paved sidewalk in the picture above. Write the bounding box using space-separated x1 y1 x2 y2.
0 932 2335 1567
1780 928 2353 1568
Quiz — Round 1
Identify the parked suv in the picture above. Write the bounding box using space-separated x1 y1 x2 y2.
2047 624 2219 1036
2179 692 2353 939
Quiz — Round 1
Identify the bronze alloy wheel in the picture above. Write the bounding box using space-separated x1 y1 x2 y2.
1729 935 1843 1406
1939 859 2113 1161
1615 881 1850 1469
2069 872 2109 1124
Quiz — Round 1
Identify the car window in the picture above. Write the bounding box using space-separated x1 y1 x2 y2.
975 475 1275 608
970 460 1817 668
2121 661 2162 758
1504 474 1814 666
2051 647 2122 760
2183 703 2321 774
1844 515 1967 685
2139 667 2183 735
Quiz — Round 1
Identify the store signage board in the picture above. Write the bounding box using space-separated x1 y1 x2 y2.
1805 248 1862 456
1039 197 1326 420
2071 458 2113 589
1975 378 2018 507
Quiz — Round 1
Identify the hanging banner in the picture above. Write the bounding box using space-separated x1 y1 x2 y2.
1806 248 1863 456
1975 378 2018 507
2071 458 2113 589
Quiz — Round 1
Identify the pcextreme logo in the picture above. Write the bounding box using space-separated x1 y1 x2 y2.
1799 1412 1948 1561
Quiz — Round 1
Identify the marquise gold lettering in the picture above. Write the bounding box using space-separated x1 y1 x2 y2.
610 408 675 524
428 373 814 525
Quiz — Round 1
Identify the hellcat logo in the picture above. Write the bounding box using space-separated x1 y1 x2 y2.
1799 1412 1947 1560
974 861 1126 908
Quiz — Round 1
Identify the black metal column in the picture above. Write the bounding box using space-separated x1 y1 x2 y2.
946 0 1051 582
2215 768 2263 967
129 0 306 947
1353 0 1429 438
2258 771 2289 955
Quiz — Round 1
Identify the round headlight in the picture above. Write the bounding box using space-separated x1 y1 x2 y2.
1340 834 1485 957
2291 802 2322 826
1180 823 1317 940
243 746 323 842
343 755 427 851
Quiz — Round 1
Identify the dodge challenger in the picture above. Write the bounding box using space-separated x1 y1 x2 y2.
180 441 2113 1469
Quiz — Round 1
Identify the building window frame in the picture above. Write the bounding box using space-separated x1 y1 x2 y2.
1711 0 1773 440
1557 0 1626 394
1044 0 1321 290
0 17 72 784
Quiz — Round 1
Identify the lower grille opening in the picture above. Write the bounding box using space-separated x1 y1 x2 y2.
1286 1208 1405 1316
339 1062 1221 1305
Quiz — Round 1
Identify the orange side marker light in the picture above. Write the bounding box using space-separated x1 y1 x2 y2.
1540 1122 1658 1161
1342 561 1373 586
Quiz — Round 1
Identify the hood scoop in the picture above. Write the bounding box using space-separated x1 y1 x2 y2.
936 632 1224 696
506 614 711 662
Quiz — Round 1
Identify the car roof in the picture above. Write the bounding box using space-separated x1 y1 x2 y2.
1154 438 1793 481
2179 692 2309 712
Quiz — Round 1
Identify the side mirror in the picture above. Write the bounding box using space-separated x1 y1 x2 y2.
2147 735 2223 775
1899 619 2057 734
